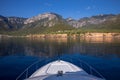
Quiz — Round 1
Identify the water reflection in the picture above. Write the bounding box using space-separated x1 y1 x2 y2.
84 37 120 43
0 37 120 58
0 37 120 80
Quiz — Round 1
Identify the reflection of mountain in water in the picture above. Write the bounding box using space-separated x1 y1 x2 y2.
0 38 120 58
84 37 120 43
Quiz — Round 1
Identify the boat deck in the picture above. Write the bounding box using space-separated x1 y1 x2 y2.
25 60 104 80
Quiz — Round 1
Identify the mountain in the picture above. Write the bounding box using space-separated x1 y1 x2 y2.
66 14 120 28
20 12 74 34
0 15 27 30
20 13 120 30
24 12 64 28
0 15 9 30
0 12 120 35
7 17 27 29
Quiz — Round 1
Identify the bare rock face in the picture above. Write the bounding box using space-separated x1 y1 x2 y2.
0 12 120 31
24 12 63 27
0 15 9 29
66 18 82 28
24 13 119 29
8 17 26 24
66 14 117 28
7 17 27 29
0 15 27 29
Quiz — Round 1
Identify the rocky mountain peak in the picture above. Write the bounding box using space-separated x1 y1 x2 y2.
0 13 120 30
66 17 74 21
0 15 7 21
0 15 27 30
24 12 62 24
8 17 27 24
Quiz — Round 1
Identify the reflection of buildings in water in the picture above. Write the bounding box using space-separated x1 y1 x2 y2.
23 40 69 58
12 37 120 57
68 41 120 57
24 46 50 57
27 37 68 43
47 38 68 43
24 47 33 56
83 37 115 43
0 37 120 58
0 35 1 42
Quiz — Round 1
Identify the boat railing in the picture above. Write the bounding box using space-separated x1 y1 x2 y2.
16 57 105 80
77 59 105 79
16 59 52 80
61 57 105 80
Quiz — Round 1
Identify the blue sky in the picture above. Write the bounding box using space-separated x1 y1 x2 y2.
0 0 120 19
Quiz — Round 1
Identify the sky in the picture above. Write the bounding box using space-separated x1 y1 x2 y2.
0 0 120 19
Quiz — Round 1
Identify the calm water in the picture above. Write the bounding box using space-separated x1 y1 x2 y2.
0 37 120 80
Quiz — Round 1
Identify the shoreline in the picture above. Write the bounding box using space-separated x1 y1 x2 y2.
0 32 120 38
0 33 120 43
24 33 120 39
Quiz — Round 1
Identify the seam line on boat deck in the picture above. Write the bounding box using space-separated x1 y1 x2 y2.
45 63 52 74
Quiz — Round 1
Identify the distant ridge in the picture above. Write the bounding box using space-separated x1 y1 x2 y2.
0 12 120 34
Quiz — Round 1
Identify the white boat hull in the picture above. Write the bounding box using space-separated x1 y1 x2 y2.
25 60 104 80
